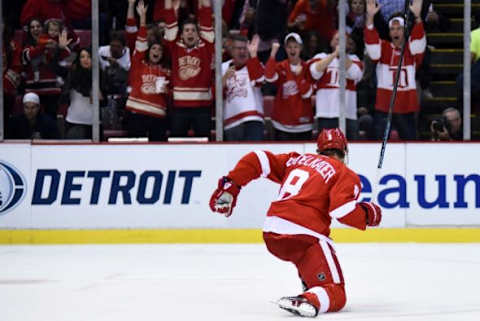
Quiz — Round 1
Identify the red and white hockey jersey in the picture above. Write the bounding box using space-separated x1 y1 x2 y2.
364 22 426 113
309 53 363 120
22 36 72 96
222 58 265 130
265 58 313 132
227 151 367 239
164 6 214 108
125 26 170 118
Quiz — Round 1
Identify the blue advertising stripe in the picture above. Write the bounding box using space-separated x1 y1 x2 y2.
1 228 480 244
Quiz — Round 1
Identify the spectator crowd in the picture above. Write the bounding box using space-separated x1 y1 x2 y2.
1 0 478 141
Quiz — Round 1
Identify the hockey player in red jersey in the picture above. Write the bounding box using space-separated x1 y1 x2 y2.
209 128 382 317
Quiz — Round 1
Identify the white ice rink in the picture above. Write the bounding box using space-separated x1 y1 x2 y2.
1 243 479 321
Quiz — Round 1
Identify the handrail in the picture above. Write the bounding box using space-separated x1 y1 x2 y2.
0 0 4 141
214 1 223 141
463 0 471 140
338 0 347 135
92 0 101 142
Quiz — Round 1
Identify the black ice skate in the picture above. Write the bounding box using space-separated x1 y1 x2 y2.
277 296 319 317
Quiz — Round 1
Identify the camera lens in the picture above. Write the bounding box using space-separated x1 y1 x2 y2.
432 120 444 132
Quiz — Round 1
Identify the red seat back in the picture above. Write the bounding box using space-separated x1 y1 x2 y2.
74 29 91 49
263 95 274 118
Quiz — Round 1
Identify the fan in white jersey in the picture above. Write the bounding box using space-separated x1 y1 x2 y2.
364 0 426 140
309 31 364 139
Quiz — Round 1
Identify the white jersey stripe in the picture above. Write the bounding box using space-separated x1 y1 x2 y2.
135 41 148 52
164 27 178 41
329 200 356 219
301 86 313 99
306 286 330 313
126 99 166 116
254 150 271 177
224 115 264 130
309 62 325 80
319 240 341 284
365 43 381 60
173 91 212 101
125 25 138 33
265 73 279 82
410 35 427 55
271 120 313 133
263 216 335 248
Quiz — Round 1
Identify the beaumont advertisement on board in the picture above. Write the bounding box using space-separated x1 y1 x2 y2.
0 143 479 229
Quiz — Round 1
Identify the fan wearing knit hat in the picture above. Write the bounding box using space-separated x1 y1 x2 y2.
5 93 59 139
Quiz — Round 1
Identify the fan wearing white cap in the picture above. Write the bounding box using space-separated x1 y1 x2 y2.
264 32 314 140
364 0 425 140
22 93 41 123
309 31 363 139
5 93 59 139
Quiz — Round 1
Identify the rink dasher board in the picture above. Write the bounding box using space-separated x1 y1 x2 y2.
0 142 479 243
1 227 480 244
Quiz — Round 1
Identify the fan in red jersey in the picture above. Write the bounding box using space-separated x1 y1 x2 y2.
209 128 381 317
164 0 214 139
125 1 171 141
265 33 314 141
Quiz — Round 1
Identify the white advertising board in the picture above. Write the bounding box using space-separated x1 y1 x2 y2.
0 143 31 228
405 143 480 226
0 142 479 229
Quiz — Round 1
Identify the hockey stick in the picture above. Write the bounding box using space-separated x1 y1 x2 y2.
377 0 412 168
373 0 413 200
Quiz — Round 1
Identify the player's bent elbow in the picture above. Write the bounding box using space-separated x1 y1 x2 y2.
337 212 367 231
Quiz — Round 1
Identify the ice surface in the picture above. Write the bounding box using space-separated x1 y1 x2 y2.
1 243 479 321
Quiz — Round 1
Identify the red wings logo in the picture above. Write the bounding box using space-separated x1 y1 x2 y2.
178 56 201 80
226 75 248 103
282 80 299 99
140 74 157 94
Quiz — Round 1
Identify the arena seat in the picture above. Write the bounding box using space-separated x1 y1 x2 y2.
13 29 24 45
11 95 24 116
103 129 129 140
262 96 275 139
74 30 91 48
263 95 274 118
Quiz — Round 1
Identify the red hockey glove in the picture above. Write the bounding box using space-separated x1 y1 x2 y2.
209 176 241 217
359 202 382 227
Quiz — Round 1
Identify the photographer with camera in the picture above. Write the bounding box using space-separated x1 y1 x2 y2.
430 107 462 141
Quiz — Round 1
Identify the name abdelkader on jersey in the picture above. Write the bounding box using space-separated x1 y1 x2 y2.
285 154 337 183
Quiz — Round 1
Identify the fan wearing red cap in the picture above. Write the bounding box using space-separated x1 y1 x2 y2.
209 128 382 317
